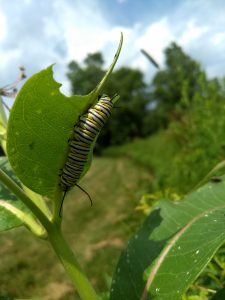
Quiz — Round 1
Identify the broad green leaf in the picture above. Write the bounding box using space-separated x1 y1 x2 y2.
7 34 123 200
110 177 225 300
0 157 46 236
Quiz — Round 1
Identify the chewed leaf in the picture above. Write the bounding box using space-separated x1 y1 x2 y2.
7 66 92 200
7 34 123 200
110 176 225 300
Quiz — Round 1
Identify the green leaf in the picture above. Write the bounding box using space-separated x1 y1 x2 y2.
7 34 123 200
0 157 46 236
0 156 44 213
0 198 23 231
0 199 46 236
110 177 225 300
1 154 51 218
0 156 21 200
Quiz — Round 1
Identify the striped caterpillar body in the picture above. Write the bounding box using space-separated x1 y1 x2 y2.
60 94 114 197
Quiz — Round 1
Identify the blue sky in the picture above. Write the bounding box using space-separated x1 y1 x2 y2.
0 0 225 95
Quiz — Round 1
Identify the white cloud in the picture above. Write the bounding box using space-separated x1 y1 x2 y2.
129 18 175 80
45 0 128 93
0 0 225 96
211 32 225 46
179 20 209 46
0 8 6 41
0 0 114 93
54 0 109 62
136 18 175 66
53 1 128 67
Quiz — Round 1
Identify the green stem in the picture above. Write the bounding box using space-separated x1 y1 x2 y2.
52 187 64 225
48 225 99 300
0 168 51 229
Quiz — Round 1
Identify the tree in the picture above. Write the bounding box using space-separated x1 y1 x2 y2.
102 67 151 146
150 42 205 125
67 52 105 95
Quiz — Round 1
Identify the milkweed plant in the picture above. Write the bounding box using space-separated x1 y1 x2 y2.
1 33 225 300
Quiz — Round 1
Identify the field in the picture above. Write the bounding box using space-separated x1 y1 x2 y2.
0 156 151 300
1 127 225 299
0 132 216 300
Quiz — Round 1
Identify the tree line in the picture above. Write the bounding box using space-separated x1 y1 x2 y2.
67 43 224 151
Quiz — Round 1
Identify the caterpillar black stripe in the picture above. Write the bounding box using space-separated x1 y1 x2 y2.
60 94 114 212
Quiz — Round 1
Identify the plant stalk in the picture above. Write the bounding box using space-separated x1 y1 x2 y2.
48 225 99 300
52 187 64 225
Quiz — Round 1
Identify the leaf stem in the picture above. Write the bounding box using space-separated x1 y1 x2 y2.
48 224 99 300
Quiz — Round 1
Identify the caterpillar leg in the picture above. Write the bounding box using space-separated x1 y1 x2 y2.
59 188 68 217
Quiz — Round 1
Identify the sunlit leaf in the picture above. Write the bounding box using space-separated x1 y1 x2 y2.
110 177 225 300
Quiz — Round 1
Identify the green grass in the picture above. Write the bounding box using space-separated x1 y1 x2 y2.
0 156 151 300
103 130 224 195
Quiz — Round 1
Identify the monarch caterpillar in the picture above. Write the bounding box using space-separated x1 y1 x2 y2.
60 94 114 212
